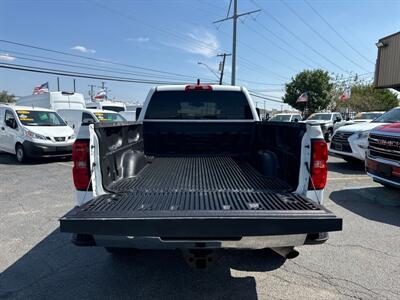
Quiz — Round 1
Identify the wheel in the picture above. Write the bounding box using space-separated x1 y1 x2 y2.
105 247 136 256
15 144 25 163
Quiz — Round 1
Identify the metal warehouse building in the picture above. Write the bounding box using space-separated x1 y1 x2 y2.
374 31 400 91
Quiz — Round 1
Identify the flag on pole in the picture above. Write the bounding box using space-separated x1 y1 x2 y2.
33 82 49 95
340 87 351 101
296 92 308 103
94 89 107 100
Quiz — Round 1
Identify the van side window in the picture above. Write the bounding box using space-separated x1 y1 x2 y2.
82 112 95 124
5 110 17 129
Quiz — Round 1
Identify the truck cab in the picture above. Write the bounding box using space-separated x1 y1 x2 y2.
60 85 342 267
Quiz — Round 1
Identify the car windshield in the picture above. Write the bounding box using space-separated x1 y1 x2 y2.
307 114 332 120
144 90 253 120
354 112 383 120
270 115 291 121
16 110 66 126
372 108 400 123
93 112 126 122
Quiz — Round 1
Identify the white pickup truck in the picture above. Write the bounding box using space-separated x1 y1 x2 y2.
60 84 341 268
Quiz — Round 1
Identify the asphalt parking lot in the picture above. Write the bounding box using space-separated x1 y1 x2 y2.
0 153 399 300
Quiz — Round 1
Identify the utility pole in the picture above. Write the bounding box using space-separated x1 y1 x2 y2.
217 53 231 85
88 84 95 101
57 77 60 91
73 79 76 92
213 0 260 86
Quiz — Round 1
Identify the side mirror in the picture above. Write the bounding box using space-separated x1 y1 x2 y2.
135 107 142 121
346 117 350 121
294 118 299 123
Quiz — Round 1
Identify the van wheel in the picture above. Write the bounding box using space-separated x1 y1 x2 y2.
15 144 25 163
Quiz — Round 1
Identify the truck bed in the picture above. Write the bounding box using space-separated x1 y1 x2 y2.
61 155 342 238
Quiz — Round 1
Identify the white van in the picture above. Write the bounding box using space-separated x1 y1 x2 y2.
57 108 126 135
17 91 86 111
85 100 126 112
0 105 75 162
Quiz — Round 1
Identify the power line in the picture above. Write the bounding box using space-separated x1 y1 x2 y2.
304 0 375 65
250 0 350 74
280 0 370 72
249 92 284 103
0 39 204 79
251 18 325 69
0 63 212 85
1 50 213 82
242 22 316 69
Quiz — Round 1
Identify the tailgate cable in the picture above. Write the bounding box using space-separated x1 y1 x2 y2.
82 162 96 204
305 162 321 203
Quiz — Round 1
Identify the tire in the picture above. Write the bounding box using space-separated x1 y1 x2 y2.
105 247 136 256
15 144 25 163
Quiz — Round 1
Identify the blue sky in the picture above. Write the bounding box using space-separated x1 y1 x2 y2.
0 0 399 110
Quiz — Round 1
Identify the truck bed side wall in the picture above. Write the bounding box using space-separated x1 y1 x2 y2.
94 121 307 192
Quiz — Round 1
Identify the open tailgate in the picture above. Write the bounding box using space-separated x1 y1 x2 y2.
60 191 342 238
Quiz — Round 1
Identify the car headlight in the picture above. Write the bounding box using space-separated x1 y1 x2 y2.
357 130 370 139
68 134 76 140
24 130 46 140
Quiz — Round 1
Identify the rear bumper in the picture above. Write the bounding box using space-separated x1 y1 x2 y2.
23 141 72 158
90 234 309 249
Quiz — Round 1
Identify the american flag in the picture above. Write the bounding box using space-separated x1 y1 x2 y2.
33 82 49 95
296 92 308 103
94 89 107 100
340 87 351 101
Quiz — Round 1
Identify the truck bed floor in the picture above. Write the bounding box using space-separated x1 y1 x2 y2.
108 156 292 194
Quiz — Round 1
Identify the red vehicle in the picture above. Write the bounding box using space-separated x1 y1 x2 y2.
366 122 400 188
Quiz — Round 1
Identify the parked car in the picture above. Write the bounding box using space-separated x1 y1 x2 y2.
333 111 385 131
57 108 126 135
0 105 75 162
85 100 126 112
305 112 345 141
17 91 86 110
60 84 342 268
366 122 400 189
269 113 302 122
330 107 400 162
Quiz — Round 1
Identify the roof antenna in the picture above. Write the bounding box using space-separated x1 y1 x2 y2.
197 78 200 85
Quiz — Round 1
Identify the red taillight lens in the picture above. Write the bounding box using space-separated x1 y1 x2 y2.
309 139 328 190
72 140 90 191
185 84 213 91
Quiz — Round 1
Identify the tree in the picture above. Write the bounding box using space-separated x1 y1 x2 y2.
0 90 15 103
283 69 333 116
334 84 398 112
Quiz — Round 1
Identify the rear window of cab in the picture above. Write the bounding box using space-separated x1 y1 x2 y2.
145 90 253 120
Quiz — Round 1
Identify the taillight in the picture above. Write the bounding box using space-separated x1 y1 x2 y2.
72 140 91 191
309 139 328 190
185 84 213 91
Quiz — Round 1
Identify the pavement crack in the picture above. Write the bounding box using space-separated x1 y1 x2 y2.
325 242 400 259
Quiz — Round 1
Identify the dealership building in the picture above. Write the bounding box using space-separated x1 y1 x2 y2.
375 31 400 91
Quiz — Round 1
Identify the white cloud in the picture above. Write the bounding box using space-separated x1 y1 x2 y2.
0 53 16 62
71 45 96 53
125 37 150 43
172 29 219 58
